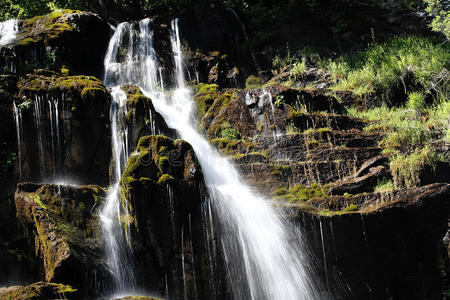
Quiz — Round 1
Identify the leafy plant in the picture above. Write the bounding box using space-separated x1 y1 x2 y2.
274 95 285 107
423 0 450 41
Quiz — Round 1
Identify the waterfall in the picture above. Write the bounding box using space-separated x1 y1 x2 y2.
102 17 319 299
140 19 319 300
0 19 18 47
100 17 165 294
13 101 22 179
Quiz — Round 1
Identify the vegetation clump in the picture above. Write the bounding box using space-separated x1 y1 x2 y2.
245 75 263 89
323 36 449 100
390 146 443 189
273 183 328 203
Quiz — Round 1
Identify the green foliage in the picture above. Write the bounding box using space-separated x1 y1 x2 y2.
0 0 100 21
423 0 450 40
18 99 32 110
0 149 17 176
407 91 426 111
289 58 306 81
324 36 449 99
274 95 284 107
220 122 241 140
348 90 450 151
374 179 394 192
390 145 443 188
245 75 262 89
428 97 450 143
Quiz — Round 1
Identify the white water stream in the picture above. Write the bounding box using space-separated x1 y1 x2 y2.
102 17 319 299
0 19 18 47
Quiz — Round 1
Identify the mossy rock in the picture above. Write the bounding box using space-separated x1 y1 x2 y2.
0 281 76 300
122 135 201 186
0 10 110 76
14 183 111 297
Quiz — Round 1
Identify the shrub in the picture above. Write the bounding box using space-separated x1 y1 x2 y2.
407 91 426 111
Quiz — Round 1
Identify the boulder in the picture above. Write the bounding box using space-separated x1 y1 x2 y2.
14 182 113 298
15 71 111 185
0 10 110 77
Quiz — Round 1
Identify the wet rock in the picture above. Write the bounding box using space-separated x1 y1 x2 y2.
290 183 450 299
122 85 176 146
15 71 111 185
14 183 113 298
0 281 77 299
121 135 228 299
0 10 110 77
179 3 255 87
329 165 390 195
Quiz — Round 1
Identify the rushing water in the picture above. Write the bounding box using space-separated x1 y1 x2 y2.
0 19 18 47
145 19 318 300
13 101 22 179
101 17 319 299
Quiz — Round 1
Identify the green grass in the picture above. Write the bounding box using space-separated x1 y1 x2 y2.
374 179 394 192
322 36 449 99
390 145 442 188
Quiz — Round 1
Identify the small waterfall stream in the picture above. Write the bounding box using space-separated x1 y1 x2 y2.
0 19 18 47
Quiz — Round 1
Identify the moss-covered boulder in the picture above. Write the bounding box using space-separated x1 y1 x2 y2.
120 135 228 299
0 281 76 300
13 71 111 185
14 182 113 298
122 85 176 145
0 10 110 77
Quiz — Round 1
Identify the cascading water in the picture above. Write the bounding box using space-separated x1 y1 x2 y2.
139 19 319 300
0 19 18 47
101 17 319 299
100 18 163 295
13 101 22 179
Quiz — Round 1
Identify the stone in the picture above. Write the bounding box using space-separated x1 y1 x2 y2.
14 183 113 298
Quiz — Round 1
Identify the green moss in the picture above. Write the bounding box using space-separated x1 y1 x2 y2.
196 83 219 94
158 174 175 184
194 92 216 121
246 75 263 89
344 204 358 212
274 183 328 203
29 194 48 210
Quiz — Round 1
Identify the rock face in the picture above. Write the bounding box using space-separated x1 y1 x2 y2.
178 3 255 87
290 184 450 299
14 182 113 298
0 10 110 77
15 71 111 185
122 85 177 146
121 135 229 299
